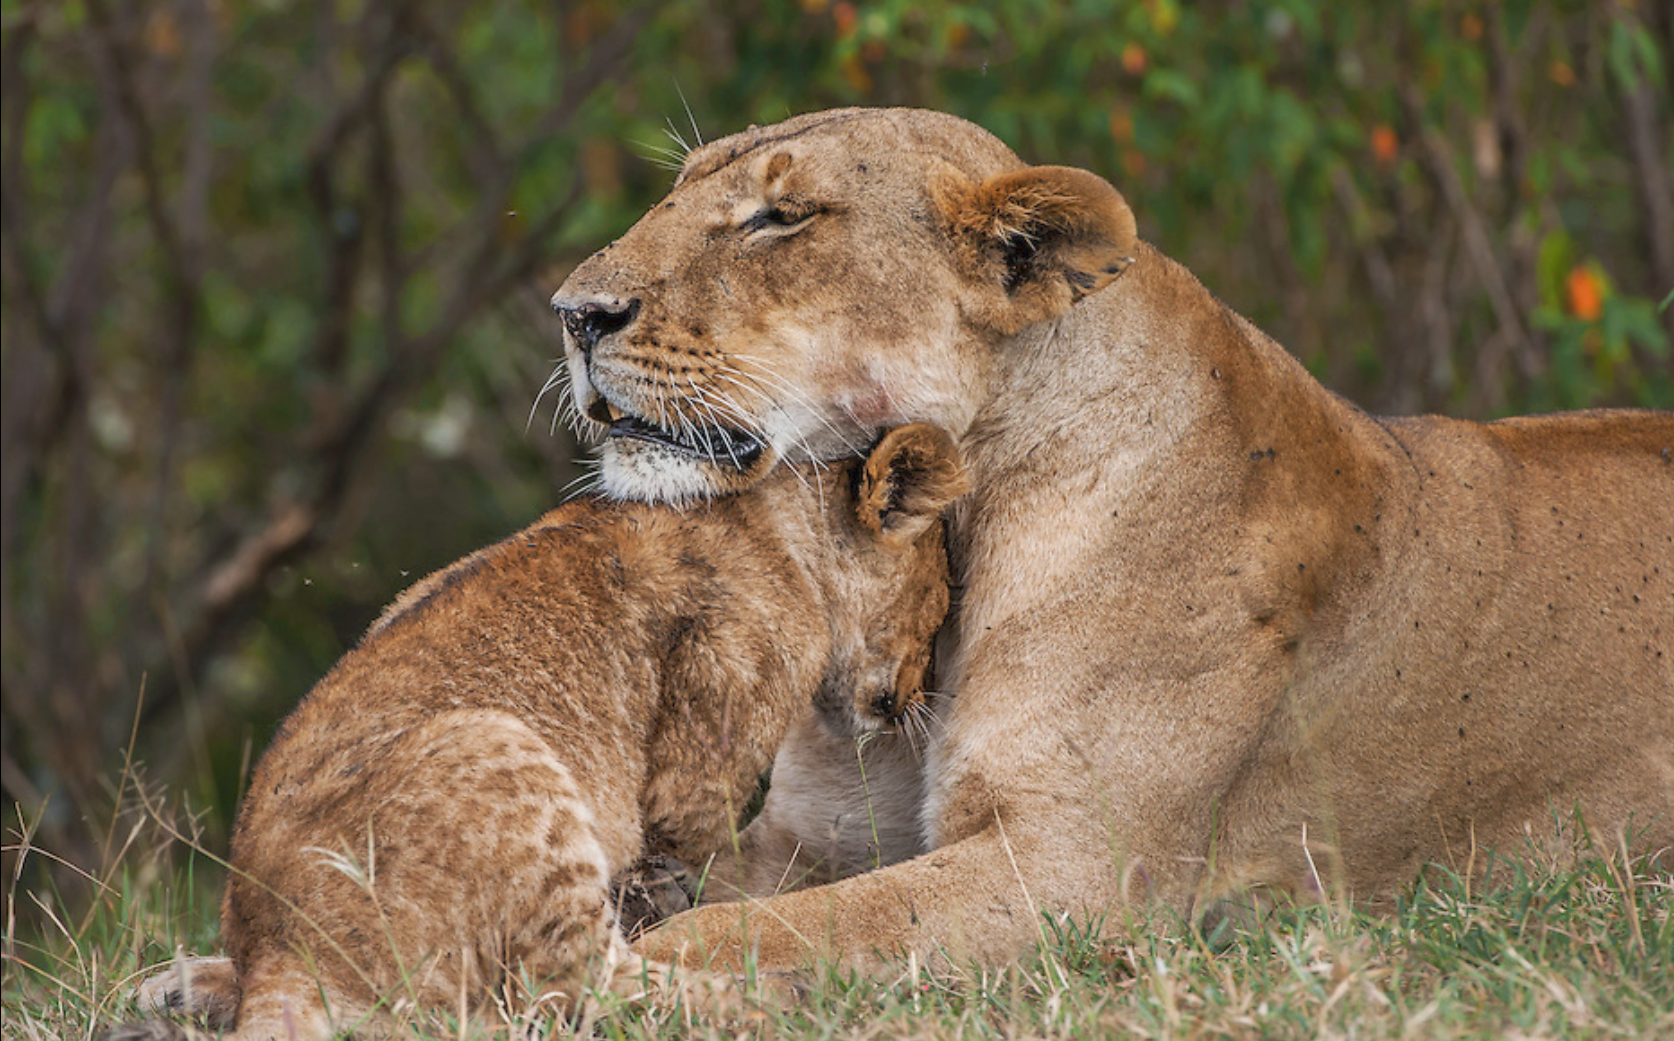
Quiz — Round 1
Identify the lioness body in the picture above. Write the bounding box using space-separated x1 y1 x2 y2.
549 108 1673 972
119 427 964 1038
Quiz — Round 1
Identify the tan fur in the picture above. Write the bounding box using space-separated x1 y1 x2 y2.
116 425 966 1039
549 107 1674 976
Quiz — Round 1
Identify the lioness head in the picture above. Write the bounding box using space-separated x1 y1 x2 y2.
552 107 1138 503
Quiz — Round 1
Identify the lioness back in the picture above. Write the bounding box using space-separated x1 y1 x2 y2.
1207 408 1673 904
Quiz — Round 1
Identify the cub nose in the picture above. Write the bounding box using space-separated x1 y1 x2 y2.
869 687 902 722
553 298 640 355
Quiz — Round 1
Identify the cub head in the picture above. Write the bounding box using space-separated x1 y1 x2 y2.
551 107 1137 503
816 422 968 740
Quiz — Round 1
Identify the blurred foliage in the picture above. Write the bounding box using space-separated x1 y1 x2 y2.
2 0 1670 910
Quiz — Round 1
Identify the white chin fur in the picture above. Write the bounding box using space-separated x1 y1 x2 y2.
596 441 726 505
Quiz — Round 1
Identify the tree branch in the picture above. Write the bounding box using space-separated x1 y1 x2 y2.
1403 86 1543 398
1618 79 1674 347
129 3 640 737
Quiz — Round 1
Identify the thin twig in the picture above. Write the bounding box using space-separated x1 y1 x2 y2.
1403 85 1543 389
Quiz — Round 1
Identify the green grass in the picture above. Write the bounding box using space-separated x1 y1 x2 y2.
5 797 1670 1040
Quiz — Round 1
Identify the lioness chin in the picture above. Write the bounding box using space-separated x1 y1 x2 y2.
550 106 1674 976
106 424 967 1040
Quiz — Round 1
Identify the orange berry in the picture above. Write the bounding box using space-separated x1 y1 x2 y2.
1109 109 1135 144
833 1 858 38
1371 124 1399 166
1121 42 1147 76
1564 267 1603 321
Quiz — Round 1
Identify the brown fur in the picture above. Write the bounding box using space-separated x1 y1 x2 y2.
112 425 966 1039
548 107 1674 976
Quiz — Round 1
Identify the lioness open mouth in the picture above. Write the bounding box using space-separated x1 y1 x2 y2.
587 396 766 471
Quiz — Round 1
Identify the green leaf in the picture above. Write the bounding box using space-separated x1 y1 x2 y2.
1534 231 1577 310
1607 18 1665 92
1142 68 1200 107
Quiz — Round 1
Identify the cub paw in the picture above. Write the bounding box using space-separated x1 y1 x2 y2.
612 854 696 939
134 953 238 1030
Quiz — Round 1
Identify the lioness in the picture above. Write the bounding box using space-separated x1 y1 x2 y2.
549 107 1674 975
107 423 967 1040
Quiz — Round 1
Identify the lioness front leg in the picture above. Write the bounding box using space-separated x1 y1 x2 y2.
632 821 1108 977
638 648 1277 978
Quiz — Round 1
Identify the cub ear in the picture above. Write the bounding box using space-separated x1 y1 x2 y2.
933 164 1138 334
856 423 970 544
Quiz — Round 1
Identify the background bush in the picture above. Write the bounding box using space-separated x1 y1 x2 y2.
3 0 1669 915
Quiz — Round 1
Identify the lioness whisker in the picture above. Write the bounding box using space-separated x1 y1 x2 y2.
650 366 714 462
700 370 825 481
734 366 860 459
528 365 570 436
728 355 866 456
554 391 584 440
556 460 603 503
539 362 591 442
712 382 827 504
673 84 705 149
661 117 692 159
630 139 687 172
708 373 796 447
692 380 780 468
688 379 742 470
690 376 768 436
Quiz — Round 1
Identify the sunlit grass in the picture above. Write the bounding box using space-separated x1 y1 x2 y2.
6 790 1669 1040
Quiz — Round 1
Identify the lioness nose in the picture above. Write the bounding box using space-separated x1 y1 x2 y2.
554 298 640 355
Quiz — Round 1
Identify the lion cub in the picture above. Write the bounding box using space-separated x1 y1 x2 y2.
117 424 965 1040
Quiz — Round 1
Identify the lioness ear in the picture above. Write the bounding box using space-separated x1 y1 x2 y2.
857 423 970 544
933 165 1138 334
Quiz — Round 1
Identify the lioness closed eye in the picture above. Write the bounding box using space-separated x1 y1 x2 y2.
550 106 1672 979
105 423 967 1040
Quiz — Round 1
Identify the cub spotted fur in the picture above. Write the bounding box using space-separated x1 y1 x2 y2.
109 424 966 1040
548 107 1674 976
